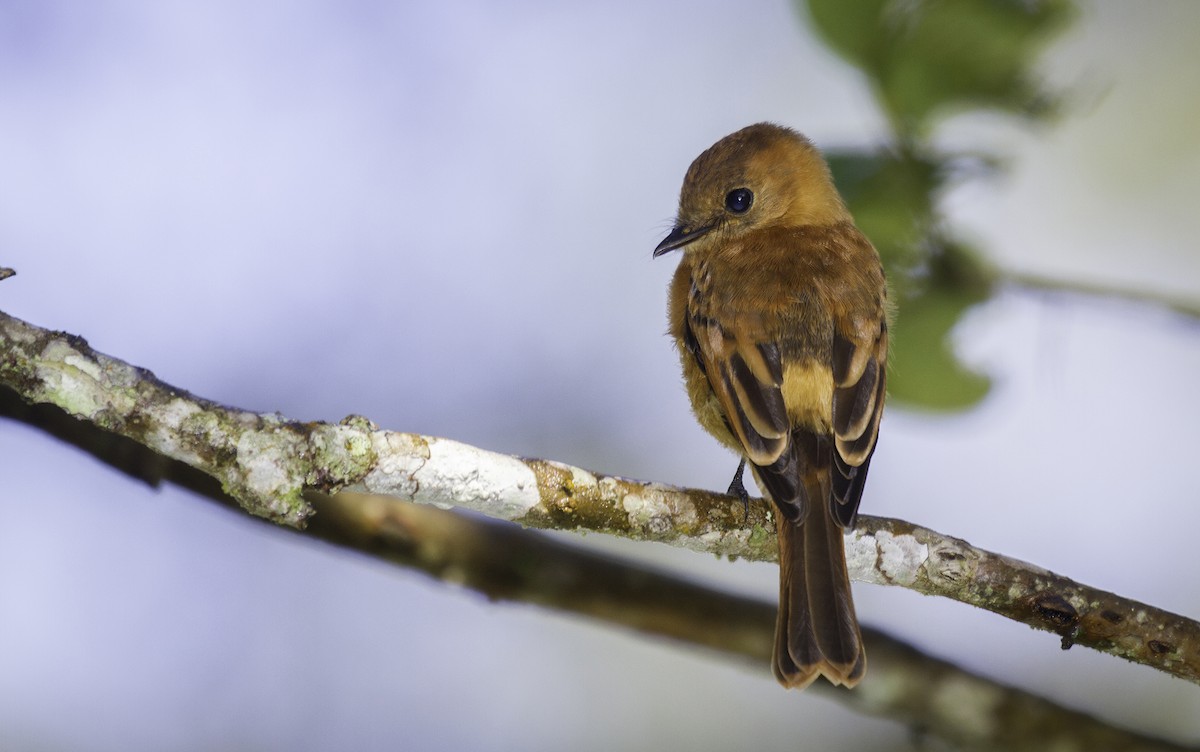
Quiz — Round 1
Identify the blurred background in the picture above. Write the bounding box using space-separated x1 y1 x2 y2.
1 1 1198 749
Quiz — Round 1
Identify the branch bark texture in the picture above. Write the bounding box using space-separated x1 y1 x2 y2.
2 308 1198 688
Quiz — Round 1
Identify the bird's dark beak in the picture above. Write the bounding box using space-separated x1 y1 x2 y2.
653 223 715 257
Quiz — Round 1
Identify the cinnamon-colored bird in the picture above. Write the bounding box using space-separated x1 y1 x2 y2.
655 123 888 689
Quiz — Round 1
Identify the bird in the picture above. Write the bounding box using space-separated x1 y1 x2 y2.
654 123 888 689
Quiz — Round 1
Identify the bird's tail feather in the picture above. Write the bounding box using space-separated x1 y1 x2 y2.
771 468 865 689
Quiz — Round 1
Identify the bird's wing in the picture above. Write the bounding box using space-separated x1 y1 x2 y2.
683 310 790 469
828 320 888 527
683 304 824 522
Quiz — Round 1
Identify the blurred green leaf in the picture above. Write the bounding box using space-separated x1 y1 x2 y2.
880 0 1072 131
925 237 994 301
829 147 998 409
801 0 1072 134
799 0 1075 411
826 149 938 292
805 0 890 70
887 285 991 410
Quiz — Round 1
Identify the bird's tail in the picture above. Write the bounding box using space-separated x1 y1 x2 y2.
772 467 865 689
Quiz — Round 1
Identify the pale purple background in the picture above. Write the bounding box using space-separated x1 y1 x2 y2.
2 2 1198 750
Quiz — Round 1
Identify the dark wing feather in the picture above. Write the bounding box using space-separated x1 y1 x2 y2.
829 322 888 527
690 314 813 521
688 311 790 468
754 439 807 522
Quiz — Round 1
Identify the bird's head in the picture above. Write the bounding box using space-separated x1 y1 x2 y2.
654 122 849 258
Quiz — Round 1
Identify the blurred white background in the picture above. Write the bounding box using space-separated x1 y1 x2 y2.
1 1 1198 749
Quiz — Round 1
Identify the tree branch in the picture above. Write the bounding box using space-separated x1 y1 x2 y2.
2 307 1197 685
3 305 1199 749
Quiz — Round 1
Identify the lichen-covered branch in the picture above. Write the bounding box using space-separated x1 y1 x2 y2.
11 387 1183 750
1 307 1198 687
851 517 1200 688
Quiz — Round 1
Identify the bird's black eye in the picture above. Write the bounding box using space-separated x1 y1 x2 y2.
724 188 754 214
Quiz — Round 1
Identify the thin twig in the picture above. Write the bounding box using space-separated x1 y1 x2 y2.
1005 269 1200 321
